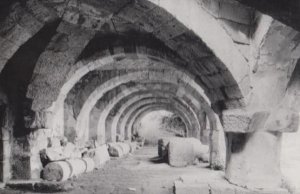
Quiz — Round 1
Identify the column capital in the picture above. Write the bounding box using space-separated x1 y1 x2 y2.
222 108 299 133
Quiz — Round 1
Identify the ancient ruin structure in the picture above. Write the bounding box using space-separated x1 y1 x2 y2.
0 0 299 193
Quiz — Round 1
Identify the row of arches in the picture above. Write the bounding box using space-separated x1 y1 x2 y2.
50 53 226 168
0 0 299 191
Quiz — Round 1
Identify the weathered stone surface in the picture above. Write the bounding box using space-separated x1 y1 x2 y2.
153 18 187 41
225 131 282 189
118 0 155 23
41 147 65 162
0 2 55 72
27 21 95 111
12 129 52 179
34 181 74 192
62 142 82 158
48 137 61 147
264 108 299 133
136 136 145 148
40 141 82 163
0 38 19 59
107 142 131 157
222 110 271 133
119 143 131 155
168 138 194 167
174 180 210 194
222 109 298 133
200 0 253 25
187 138 209 162
158 137 173 159
0 0 299 191
6 180 37 191
219 19 250 44
222 110 252 132
42 158 94 181
93 144 110 168
158 137 210 164
42 161 71 181
218 1 253 25
134 7 173 33
126 141 137 153
0 138 11 182
25 0 59 23
236 43 250 60
174 177 289 194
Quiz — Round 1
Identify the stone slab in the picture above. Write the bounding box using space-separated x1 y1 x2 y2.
158 137 177 158
168 138 194 167
108 143 124 157
174 180 210 194
222 110 269 133
93 145 110 168
174 180 289 194
6 180 74 192
187 138 209 162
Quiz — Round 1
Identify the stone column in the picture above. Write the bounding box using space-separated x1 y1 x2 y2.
222 109 298 189
125 126 132 141
0 103 12 182
0 127 11 182
209 116 226 170
12 129 50 180
225 131 282 188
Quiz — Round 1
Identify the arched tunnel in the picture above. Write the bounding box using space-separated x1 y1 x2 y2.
0 0 299 193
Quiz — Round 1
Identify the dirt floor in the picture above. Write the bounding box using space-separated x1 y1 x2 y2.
1 146 226 194
3 142 298 194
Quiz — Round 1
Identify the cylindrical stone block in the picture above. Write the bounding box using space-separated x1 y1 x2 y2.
108 143 124 157
42 161 72 181
42 158 95 181
119 142 131 155
82 158 95 172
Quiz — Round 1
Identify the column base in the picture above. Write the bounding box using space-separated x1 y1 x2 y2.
225 131 282 189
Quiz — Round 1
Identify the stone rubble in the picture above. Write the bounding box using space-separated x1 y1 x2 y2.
158 137 210 166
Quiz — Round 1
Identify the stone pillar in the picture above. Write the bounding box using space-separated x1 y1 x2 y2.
225 131 282 188
12 129 51 180
0 127 11 182
0 103 12 182
222 109 298 189
125 126 132 141
119 127 125 141
97 127 106 145
111 128 117 143
209 117 226 170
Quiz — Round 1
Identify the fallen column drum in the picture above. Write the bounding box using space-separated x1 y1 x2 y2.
42 158 95 181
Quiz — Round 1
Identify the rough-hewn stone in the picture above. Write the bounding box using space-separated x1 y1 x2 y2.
90 144 110 169
225 131 282 189
27 21 95 111
0 0 299 191
6 180 74 192
42 158 95 181
174 181 210 194
168 138 195 167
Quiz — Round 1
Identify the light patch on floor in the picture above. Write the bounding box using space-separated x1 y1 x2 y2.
281 123 300 193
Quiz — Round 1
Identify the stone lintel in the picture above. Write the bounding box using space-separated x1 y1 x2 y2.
222 109 299 133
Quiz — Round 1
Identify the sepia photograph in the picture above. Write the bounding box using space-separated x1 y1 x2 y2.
0 0 299 193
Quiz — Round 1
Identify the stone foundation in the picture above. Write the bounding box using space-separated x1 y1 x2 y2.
225 131 282 189
12 129 52 180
